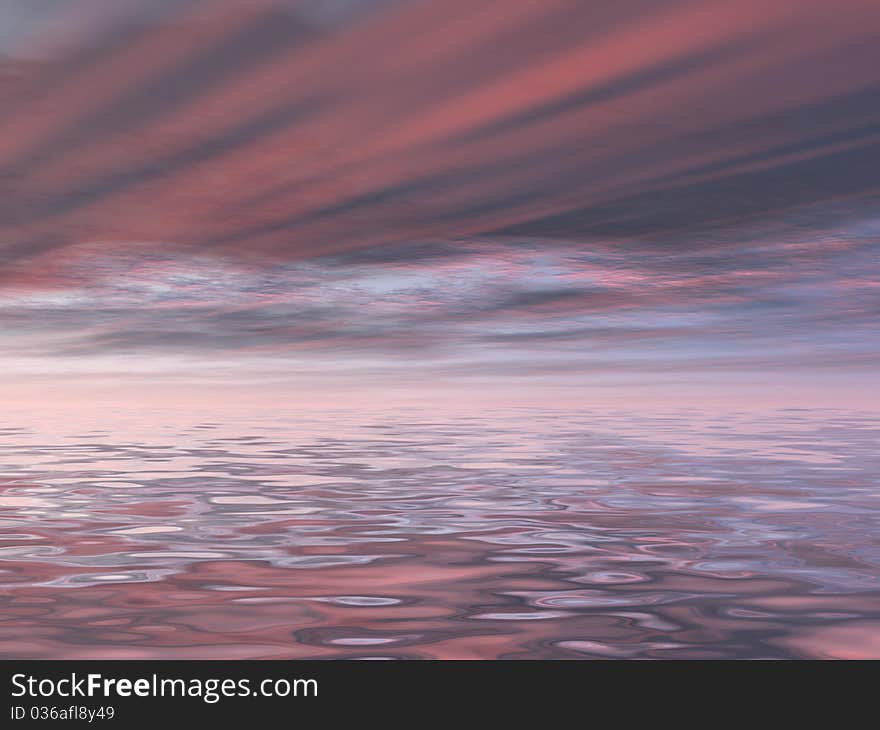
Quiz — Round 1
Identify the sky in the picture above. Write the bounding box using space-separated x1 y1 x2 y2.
0 0 878 410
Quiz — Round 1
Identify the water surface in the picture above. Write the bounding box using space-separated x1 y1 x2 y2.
1 408 878 659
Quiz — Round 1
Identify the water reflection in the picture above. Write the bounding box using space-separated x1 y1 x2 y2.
0 408 878 658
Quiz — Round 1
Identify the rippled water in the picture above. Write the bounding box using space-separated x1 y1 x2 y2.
0 407 878 659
